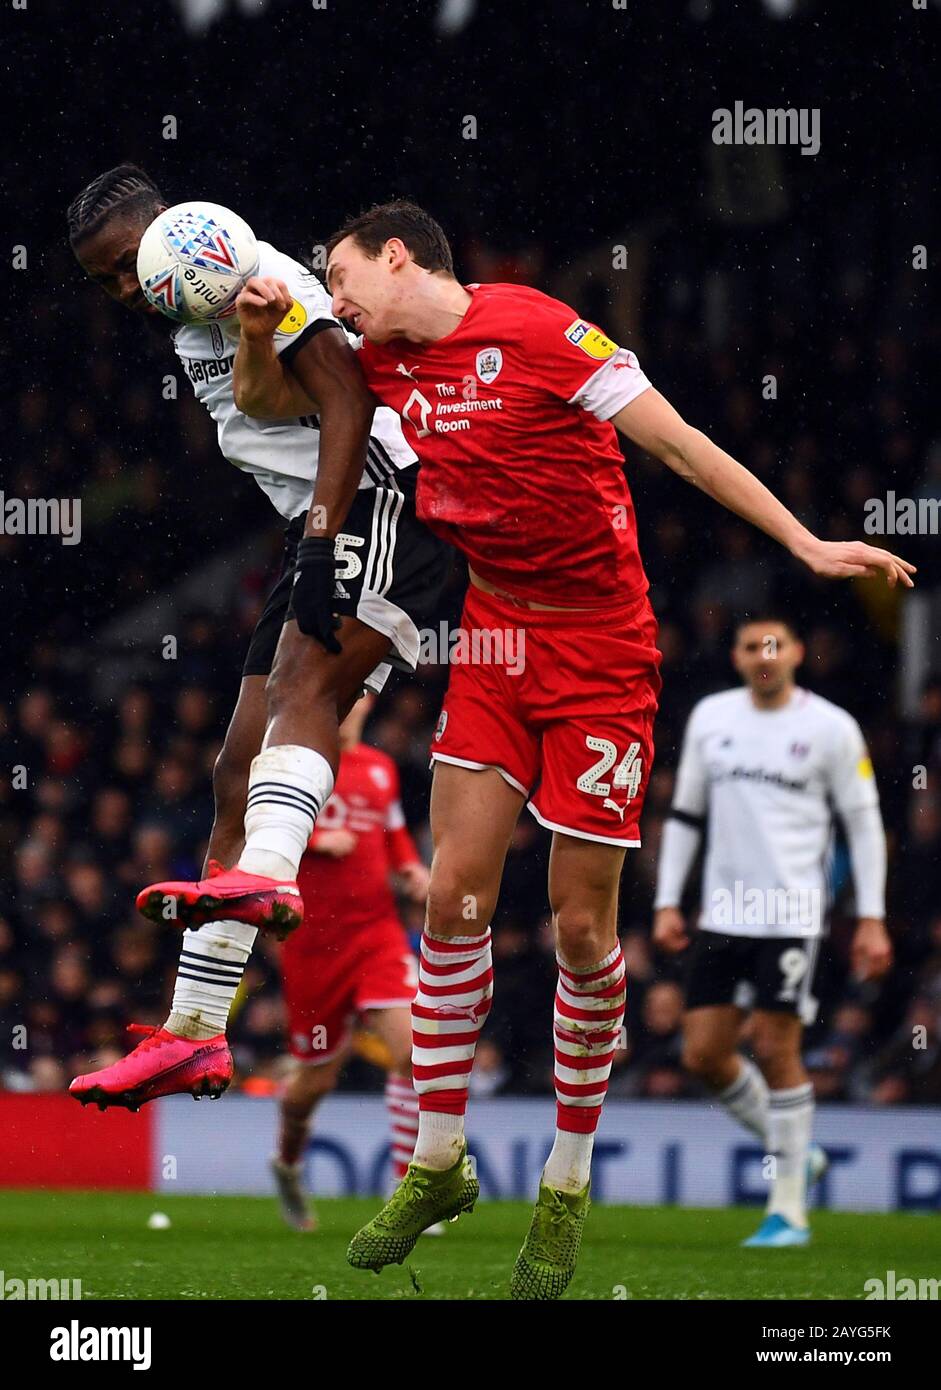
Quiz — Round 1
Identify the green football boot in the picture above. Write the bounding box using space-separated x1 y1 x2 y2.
510 1181 591 1300
347 1145 478 1271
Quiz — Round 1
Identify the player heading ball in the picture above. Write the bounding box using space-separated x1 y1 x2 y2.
156 197 915 1300
66 167 450 1113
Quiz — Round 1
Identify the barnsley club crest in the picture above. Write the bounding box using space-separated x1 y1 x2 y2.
475 347 503 384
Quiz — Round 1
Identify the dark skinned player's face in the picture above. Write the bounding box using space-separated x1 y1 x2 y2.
74 213 165 316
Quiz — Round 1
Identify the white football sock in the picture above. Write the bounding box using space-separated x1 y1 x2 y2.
718 1056 769 1142
543 1130 595 1195
412 1110 465 1171
767 1082 814 1227
166 919 258 1038
238 744 334 881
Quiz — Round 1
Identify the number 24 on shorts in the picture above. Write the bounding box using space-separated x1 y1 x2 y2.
576 737 643 803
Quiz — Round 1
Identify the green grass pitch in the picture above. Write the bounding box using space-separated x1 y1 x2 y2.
2 1191 938 1300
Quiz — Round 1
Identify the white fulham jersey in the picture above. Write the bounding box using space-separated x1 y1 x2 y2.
172 241 417 519
669 687 881 938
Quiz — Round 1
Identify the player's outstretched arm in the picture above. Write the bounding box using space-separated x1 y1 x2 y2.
612 389 916 589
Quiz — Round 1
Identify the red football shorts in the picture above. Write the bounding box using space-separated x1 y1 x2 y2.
281 919 418 1064
430 585 662 846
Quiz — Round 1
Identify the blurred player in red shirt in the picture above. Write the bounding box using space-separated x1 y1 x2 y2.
229 201 912 1297
271 694 429 1232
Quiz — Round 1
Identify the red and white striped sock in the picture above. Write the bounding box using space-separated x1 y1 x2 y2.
385 1072 419 1182
545 943 626 1193
411 927 493 1170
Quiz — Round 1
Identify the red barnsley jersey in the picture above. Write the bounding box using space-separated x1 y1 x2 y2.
288 743 420 954
357 283 653 608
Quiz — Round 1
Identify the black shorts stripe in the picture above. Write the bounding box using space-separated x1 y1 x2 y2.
365 445 391 486
381 490 405 595
371 487 400 597
363 451 386 487
364 486 396 594
362 489 382 591
368 439 404 487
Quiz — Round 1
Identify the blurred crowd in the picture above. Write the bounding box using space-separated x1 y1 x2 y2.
5 2 940 1105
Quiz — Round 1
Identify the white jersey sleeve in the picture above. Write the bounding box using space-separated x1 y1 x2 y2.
253 242 341 358
568 347 652 423
841 804 887 920
671 701 710 819
823 713 886 919
824 713 881 816
653 702 709 910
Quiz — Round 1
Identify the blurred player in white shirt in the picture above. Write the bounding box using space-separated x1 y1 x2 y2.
653 616 892 1246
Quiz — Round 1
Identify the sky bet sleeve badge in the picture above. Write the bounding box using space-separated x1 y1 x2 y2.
564 318 618 359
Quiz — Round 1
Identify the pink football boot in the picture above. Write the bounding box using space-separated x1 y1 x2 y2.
136 865 304 940
69 1024 233 1111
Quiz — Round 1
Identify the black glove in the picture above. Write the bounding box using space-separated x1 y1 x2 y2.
292 536 342 653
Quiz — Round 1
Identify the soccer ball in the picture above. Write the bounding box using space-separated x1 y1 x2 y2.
136 201 259 324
